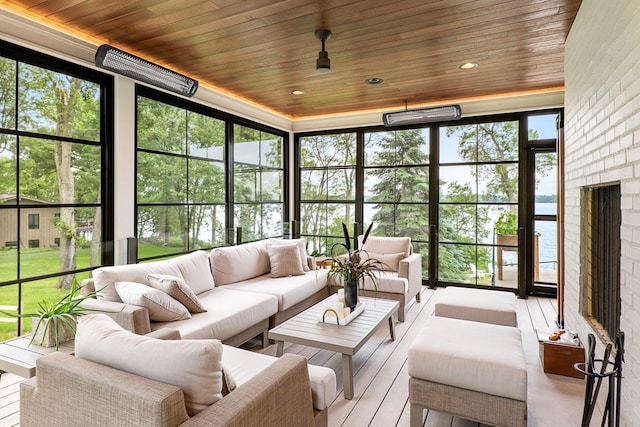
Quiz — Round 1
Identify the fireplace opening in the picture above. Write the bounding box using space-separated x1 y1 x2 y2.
582 184 621 340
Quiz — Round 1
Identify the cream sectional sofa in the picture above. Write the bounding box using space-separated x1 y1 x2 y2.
21 315 335 427
82 239 329 346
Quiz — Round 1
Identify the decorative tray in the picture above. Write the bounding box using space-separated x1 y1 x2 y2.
318 301 365 326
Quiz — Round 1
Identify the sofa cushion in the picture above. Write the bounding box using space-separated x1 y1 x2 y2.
93 262 184 302
434 286 518 327
76 314 224 416
167 250 215 295
269 238 310 271
223 269 328 311
149 287 278 341
221 344 336 410
115 281 191 321
209 240 271 286
147 273 207 313
359 235 412 255
361 251 406 271
92 251 214 302
360 272 408 294
408 316 527 401
268 244 305 278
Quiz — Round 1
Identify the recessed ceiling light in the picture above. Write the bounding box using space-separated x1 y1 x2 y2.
291 90 305 95
459 62 478 70
365 77 384 85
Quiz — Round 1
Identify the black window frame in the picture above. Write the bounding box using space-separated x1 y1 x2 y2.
27 213 39 230
0 39 114 337
295 109 562 296
134 86 289 262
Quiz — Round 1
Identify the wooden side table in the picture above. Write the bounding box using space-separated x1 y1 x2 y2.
0 335 74 379
315 258 334 269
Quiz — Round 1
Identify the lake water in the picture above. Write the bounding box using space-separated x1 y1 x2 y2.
501 203 557 270
364 202 558 270
535 203 558 270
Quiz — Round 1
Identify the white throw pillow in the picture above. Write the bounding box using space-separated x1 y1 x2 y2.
268 244 305 278
75 314 223 416
115 281 191 321
361 251 406 271
209 240 271 286
168 250 215 294
146 273 207 313
270 238 310 271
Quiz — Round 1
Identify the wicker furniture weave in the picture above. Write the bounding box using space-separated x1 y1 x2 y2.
408 316 527 427
409 378 527 427
20 352 327 427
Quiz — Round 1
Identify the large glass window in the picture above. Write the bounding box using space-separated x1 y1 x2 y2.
136 93 226 259
363 129 430 277
298 133 357 256
296 110 560 295
233 125 284 243
0 41 113 340
136 89 287 259
439 121 519 287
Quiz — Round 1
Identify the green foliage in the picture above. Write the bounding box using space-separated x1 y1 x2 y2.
309 249 323 257
327 223 381 288
496 211 518 235
0 279 115 350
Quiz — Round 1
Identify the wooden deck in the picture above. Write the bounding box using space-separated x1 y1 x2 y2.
0 287 591 426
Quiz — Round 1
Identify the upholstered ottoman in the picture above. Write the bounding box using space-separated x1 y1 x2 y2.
408 316 527 427
434 286 518 327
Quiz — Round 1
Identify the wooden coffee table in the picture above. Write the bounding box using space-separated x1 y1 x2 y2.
268 296 399 399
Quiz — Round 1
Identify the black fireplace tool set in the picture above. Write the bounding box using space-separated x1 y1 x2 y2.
575 331 624 427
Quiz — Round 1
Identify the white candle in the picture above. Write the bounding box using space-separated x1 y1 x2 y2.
337 289 345 303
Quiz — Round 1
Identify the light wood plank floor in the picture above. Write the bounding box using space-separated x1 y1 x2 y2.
0 287 591 427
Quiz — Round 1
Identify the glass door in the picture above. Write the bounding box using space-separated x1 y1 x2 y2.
525 113 559 296
531 149 558 293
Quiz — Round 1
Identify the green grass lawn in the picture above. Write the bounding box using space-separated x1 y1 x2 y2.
0 243 185 341
0 247 92 342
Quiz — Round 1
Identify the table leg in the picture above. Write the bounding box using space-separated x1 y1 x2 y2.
342 354 354 399
275 341 284 357
388 315 396 341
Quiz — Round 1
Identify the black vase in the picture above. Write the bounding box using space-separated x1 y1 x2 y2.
344 280 358 311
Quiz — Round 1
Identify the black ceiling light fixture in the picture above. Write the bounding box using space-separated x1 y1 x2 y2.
95 44 198 97
315 29 332 73
382 104 462 127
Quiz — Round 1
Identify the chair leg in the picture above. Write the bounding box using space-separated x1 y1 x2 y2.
398 306 405 322
410 404 424 427
415 291 421 303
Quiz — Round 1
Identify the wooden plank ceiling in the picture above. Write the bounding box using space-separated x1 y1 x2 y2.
5 0 582 119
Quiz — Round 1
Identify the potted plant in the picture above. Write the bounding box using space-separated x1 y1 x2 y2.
495 210 518 236
2 279 114 350
327 223 383 310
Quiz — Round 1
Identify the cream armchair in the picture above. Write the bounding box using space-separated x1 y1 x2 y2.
330 235 422 322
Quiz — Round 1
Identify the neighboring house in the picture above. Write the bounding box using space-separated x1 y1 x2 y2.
0 194 62 249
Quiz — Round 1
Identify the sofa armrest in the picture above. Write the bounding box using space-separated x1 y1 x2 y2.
145 328 181 340
80 298 152 335
398 253 422 296
20 353 189 427
183 354 319 427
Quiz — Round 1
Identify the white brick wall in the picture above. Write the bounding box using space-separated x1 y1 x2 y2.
565 2 640 424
